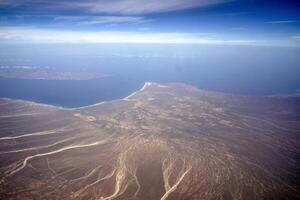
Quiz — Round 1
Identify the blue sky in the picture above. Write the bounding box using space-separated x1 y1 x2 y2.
0 0 300 46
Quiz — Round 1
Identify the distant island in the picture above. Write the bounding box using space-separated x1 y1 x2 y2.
0 69 110 80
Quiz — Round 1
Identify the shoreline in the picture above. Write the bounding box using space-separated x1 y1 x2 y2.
0 82 153 111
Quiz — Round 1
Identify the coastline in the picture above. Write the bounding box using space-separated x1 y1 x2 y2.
0 82 153 111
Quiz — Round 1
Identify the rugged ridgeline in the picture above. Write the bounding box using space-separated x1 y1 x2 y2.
0 83 299 200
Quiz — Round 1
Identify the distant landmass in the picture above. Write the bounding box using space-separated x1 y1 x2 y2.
0 69 110 80
0 83 299 199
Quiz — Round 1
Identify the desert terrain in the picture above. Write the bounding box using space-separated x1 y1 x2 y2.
0 82 299 199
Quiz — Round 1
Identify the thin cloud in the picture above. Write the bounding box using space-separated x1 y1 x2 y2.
0 26 278 46
230 27 246 31
0 0 232 14
266 20 298 24
54 16 153 25
0 0 19 5
75 0 232 14
291 34 300 40
225 12 250 16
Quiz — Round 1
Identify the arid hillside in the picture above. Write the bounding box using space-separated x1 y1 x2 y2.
0 82 299 200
